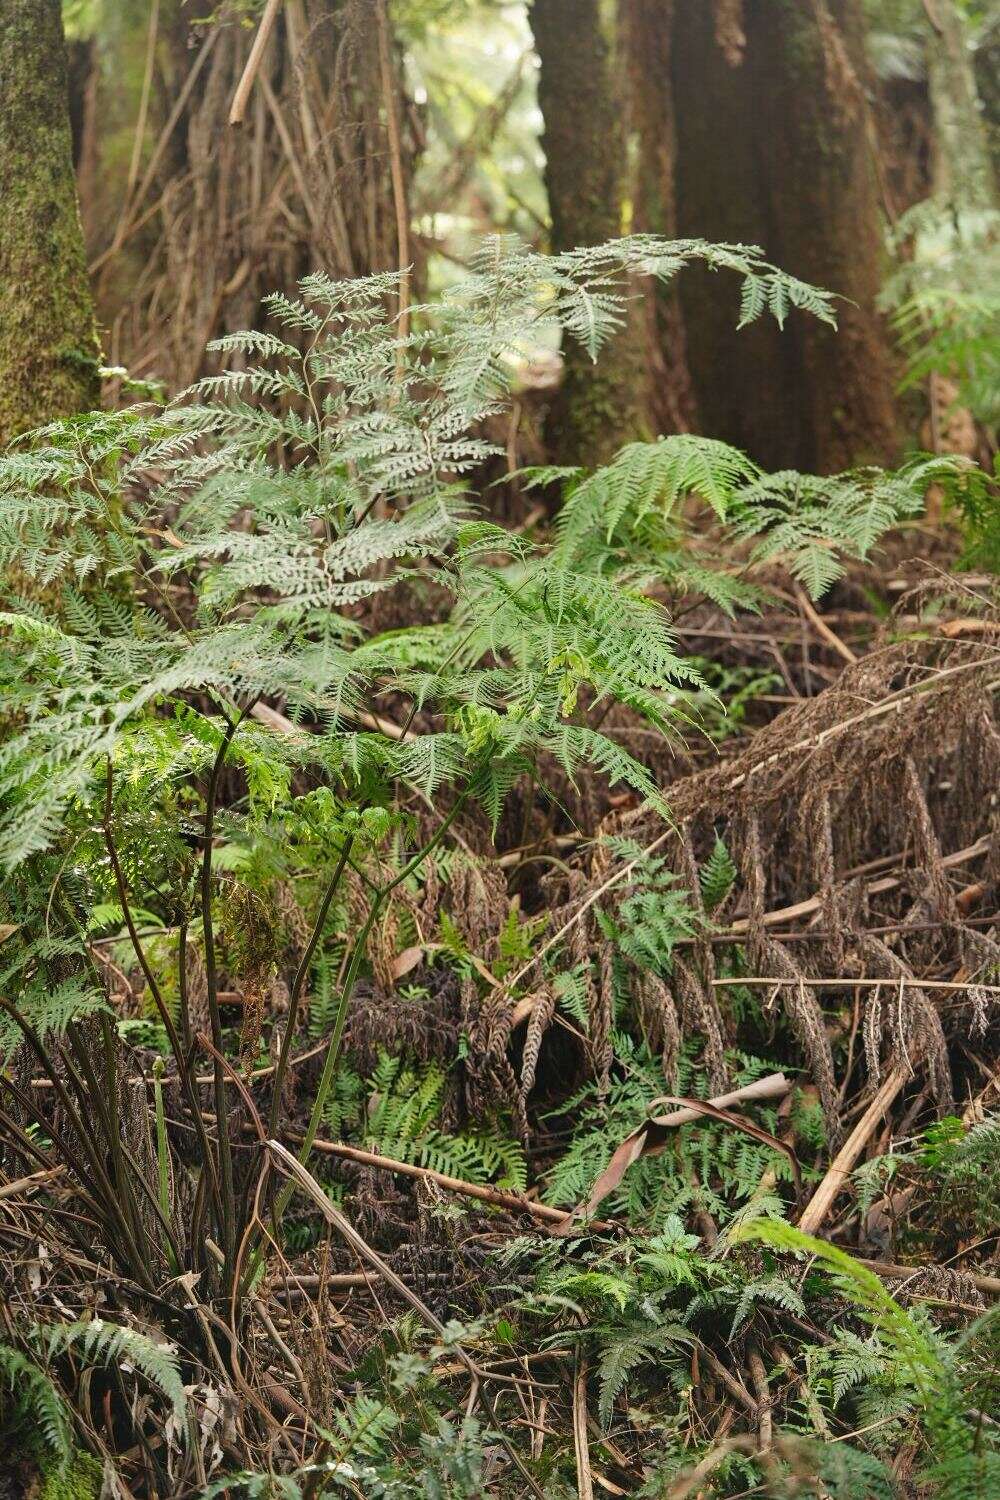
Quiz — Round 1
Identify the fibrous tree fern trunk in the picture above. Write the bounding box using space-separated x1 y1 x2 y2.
0 0 100 443
670 0 898 472
530 0 648 464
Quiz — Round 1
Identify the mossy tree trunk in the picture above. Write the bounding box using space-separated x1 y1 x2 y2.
0 0 100 444
670 0 898 472
924 0 997 209
530 0 647 465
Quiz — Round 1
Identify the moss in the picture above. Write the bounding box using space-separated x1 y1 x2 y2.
39 1452 102 1500
0 0 101 443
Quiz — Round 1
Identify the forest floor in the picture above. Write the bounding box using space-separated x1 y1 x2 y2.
5 502 998 1497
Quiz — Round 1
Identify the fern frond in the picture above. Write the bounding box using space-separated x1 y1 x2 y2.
42 1320 186 1420
0 1344 73 1467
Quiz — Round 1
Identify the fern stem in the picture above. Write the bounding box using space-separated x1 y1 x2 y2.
104 761 225 1265
153 1058 177 1274
265 789 472 1242
0 996 153 1289
69 1015 146 1255
102 763 185 1066
267 834 355 1136
199 708 250 1280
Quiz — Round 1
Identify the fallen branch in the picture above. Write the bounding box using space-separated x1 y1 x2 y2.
712 974 1000 996
303 1136 576 1226
708 833 991 943
797 1067 908 1234
856 1256 1000 1298
0 1166 64 1202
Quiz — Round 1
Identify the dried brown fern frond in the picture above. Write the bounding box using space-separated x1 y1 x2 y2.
547 634 999 1134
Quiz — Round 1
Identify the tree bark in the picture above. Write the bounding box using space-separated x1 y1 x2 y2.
621 0 697 436
923 0 997 209
670 0 899 472
530 0 647 465
0 0 101 442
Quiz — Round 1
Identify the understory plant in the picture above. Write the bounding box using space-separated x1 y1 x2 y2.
0 233 970 1487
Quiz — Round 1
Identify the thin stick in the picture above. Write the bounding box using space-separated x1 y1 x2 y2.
229 0 285 127
106 27 219 265
711 976 1000 995
376 0 411 354
797 1067 908 1235
747 1347 772 1453
304 1137 574 1225
573 1356 595 1500
128 0 160 194
794 584 858 665
200 710 250 1271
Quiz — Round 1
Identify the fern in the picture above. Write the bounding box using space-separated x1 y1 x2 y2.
0 1344 73 1469
551 965 591 1033
543 1038 791 1226
41 1319 186 1421
600 841 705 975
735 1221 998 1481
595 1319 692 1428
324 1391 399 1460
699 834 737 913
545 434 949 610
726 1274 807 1339
362 1053 525 1189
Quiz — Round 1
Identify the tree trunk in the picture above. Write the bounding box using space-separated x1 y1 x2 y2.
671 0 899 472
621 0 697 436
924 0 997 209
530 0 647 465
0 0 101 442
974 20 1000 186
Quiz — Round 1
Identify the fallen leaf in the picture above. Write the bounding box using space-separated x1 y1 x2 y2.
390 945 423 981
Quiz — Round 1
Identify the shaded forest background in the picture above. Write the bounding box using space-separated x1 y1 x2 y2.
6 0 999 464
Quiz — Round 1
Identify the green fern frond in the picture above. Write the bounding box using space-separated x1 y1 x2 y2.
0 1344 73 1468
41 1320 186 1420
699 835 737 913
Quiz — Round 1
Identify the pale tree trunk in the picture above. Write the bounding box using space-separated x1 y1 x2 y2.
0 0 101 442
923 0 997 209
